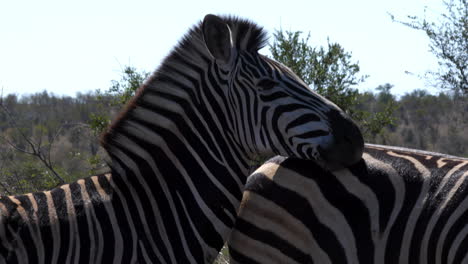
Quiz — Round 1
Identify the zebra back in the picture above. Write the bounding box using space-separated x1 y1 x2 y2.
229 144 468 264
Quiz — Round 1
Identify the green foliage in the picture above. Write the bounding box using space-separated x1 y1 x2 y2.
89 113 110 136
270 31 311 82
87 154 104 175
270 30 395 138
89 66 149 135
355 84 398 136
391 0 468 94
1 157 58 194
271 31 367 105
107 66 150 106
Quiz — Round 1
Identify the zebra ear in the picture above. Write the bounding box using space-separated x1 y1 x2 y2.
202 14 233 64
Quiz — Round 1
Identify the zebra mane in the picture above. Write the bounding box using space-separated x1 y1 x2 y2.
202 15 268 52
101 15 268 151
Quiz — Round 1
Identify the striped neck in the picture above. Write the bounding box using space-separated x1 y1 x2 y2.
101 61 252 262
97 16 270 262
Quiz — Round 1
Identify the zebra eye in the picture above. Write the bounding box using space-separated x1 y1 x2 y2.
257 79 278 90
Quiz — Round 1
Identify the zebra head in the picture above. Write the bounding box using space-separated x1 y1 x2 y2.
202 15 363 170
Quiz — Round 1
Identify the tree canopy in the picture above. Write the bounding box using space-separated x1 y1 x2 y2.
391 0 468 94
269 29 396 138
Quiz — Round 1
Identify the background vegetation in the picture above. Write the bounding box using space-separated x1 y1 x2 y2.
0 76 465 196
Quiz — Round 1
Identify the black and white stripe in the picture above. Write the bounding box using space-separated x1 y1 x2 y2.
0 14 363 263
228 144 468 264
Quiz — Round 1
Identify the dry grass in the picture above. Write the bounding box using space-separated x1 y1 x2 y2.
213 245 230 264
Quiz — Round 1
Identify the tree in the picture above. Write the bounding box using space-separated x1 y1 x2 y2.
270 30 396 138
390 0 468 94
89 66 150 135
271 31 366 108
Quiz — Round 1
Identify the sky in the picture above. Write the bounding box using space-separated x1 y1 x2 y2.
0 0 445 97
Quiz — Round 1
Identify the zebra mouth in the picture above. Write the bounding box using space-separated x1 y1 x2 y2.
316 140 364 171
312 109 364 170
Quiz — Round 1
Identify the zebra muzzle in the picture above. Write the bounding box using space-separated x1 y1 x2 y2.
318 109 364 170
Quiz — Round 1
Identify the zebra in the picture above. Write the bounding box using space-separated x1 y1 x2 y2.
228 144 468 264
0 14 364 264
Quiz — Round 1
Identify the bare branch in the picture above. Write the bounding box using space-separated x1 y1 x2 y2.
0 103 39 154
0 181 12 196
0 98 66 184
0 134 35 155
389 0 468 93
